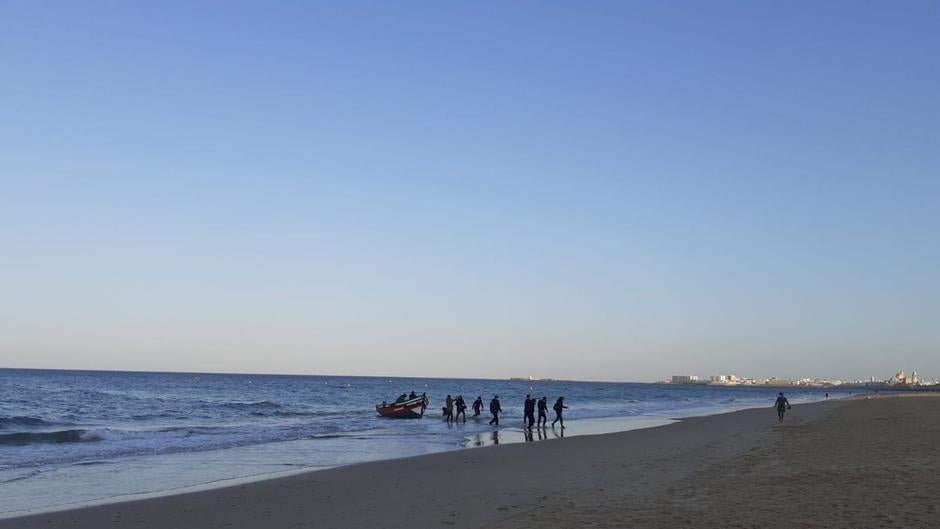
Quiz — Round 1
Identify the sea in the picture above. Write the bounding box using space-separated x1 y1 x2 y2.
0 368 860 517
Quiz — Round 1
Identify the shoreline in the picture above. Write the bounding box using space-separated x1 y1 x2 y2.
0 395 839 519
0 396 886 528
0 414 684 520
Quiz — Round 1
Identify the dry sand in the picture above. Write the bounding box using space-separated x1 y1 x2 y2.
2 395 937 529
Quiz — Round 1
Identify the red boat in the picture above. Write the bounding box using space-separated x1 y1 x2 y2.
376 395 429 419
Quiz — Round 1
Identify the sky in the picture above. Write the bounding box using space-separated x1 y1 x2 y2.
1 1 938 382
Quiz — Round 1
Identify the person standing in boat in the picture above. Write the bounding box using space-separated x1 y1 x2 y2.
455 395 467 422
537 396 548 427
551 396 567 429
489 395 502 426
523 394 536 429
472 396 484 416
409 390 417 399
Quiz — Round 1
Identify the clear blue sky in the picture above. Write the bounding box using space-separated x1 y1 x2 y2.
1 1 938 382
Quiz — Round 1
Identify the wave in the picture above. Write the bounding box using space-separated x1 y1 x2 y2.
0 426 214 447
219 400 282 410
0 416 59 429
73 460 115 466
0 429 87 446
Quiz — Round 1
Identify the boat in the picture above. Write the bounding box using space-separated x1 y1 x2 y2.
376 395 429 419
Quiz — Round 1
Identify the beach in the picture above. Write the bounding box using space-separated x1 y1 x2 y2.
2 394 936 529
0 369 844 514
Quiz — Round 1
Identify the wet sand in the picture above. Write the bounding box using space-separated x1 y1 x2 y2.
2 394 937 529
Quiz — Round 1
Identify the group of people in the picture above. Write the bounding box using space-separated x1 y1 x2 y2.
393 391 425 404
390 389 799 436
522 395 567 429
441 394 470 422
399 390 795 428
440 394 490 423
437 393 568 429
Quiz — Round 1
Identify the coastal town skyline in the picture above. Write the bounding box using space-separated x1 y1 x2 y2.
666 369 935 388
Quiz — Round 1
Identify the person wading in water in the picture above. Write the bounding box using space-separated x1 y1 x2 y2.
455 395 467 423
551 396 568 429
537 396 548 427
472 396 484 417
523 394 536 429
489 395 502 426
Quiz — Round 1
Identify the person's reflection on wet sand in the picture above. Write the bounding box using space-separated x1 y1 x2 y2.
491 430 499 445
524 428 534 442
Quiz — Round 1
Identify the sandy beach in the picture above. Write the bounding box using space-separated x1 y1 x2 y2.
2 395 937 529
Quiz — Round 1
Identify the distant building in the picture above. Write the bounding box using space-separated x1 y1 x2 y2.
708 374 740 385
888 370 920 386
671 375 699 384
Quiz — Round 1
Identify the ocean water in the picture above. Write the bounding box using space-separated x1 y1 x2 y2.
0 369 855 517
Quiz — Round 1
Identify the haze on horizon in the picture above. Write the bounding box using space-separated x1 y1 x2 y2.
2 2 938 383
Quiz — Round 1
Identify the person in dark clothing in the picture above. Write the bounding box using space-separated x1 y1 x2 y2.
537 396 548 427
444 394 454 423
409 391 417 399
472 396 484 416
489 395 502 425
395 394 407 403
551 397 567 429
455 395 467 422
774 392 791 422
523 394 536 429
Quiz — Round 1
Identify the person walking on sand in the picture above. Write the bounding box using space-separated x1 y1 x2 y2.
455 395 467 422
523 394 536 429
537 396 548 427
489 395 502 426
551 397 568 429
774 392 791 422
472 396 484 417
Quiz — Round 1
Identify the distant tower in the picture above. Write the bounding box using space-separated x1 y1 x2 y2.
912 370 919 385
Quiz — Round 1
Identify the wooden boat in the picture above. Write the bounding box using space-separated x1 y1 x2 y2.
376 395 429 419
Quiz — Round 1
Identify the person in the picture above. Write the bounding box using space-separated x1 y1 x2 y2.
774 392 791 422
489 395 502 426
395 393 407 403
455 395 467 422
825 392 829 399
444 394 454 423
523 394 536 429
537 396 548 427
551 396 567 429
409 390 417 399
472 396 484 416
